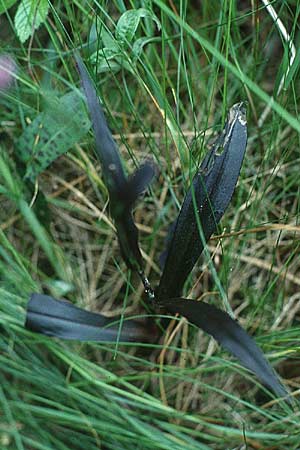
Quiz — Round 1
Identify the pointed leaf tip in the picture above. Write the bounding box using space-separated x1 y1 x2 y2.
158 102 247 299
75 53 126 194
76 54 156 272
162 298 290 402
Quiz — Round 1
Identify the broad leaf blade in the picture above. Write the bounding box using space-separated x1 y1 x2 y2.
163 298 289 400
75 54 156 271
157 103 247 299
16 91 91 181
14 0 49 43
25 293 154 342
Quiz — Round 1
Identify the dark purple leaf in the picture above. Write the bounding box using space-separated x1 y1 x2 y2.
75 54 127 194
25 293 154 342
125 162 156 207
162 298 289 401
159 220 176 270
157 103 247 299
75 54 155 271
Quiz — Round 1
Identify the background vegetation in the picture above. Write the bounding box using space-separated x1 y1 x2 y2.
0 1 300 448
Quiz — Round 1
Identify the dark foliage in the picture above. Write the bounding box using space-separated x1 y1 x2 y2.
24 55 289 403
75 55 155 272
26 294 155 342
157 103 247 299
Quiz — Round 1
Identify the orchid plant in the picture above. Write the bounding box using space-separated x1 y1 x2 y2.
25 55 289 403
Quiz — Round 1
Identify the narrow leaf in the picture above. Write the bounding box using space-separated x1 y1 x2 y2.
157 103 247 299
75 54 155 271
25 293 154 342
162 298 289 401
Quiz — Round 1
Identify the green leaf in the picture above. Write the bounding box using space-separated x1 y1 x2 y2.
284 46 300 89
16 90 91 180
91 46 120 64
100 28 118 50
14 0 49 43
116 8 161 44
91 46 122 73
0 0 18 14
88 24 117 54
132 36 157 60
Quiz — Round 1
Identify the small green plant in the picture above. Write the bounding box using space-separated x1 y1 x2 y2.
90 8 161 73
25 54 289 404
0 0 50 43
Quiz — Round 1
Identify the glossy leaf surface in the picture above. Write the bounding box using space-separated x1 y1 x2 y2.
26 294 154 342
157 103 247 299
162 298 288 400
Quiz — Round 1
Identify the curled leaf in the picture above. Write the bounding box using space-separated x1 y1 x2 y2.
162 298 289 401
25 293 155 342
125 162 156 207
75 54 155 271
157 103 247 299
